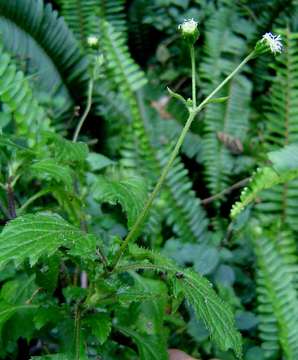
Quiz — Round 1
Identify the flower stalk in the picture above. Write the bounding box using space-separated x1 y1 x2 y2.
111 48 257 271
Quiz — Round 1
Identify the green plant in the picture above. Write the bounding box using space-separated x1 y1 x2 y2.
1 1 298 359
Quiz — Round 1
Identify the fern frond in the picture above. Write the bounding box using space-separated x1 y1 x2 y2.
200 5 252 198
252 223 298 359
0 0 89 112
98 0 127 35
0 43 51 142
100 21 147 94
57 0 100 47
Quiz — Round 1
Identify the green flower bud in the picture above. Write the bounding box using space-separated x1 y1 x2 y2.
178 19 200 45
87 35 99 49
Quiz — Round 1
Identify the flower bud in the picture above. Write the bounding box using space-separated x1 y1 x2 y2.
178 19 200 45
87 35 99 48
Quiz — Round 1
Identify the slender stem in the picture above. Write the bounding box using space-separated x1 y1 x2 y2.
194 52 254 113
111 50 255 271
72 79 94 143
18 189 51 215
190 45 196 109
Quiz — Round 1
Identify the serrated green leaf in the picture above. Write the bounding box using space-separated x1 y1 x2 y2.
92 171 148 228
67 233 97 261
30 159 73 190
83 312 111 345
176 269 242 358
0 213 91 268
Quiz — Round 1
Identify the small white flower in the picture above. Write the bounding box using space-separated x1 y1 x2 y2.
261 33 283 54
87 35 99 47
178 18 198 34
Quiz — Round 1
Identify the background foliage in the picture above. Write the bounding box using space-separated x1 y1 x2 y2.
1 0 298 359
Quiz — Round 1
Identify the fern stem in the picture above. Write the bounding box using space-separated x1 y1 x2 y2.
73 79 94 143
190 45 196 109
111 50 255 271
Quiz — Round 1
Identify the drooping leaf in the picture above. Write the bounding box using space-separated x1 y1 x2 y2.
175 269 242 358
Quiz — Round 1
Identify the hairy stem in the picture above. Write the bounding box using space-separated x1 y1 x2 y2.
111 50 255 271
7 179 16 219
73 79 94 143
190 45 196 109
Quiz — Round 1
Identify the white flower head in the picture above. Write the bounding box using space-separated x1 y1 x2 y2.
87 35 99 47
261 33 283 54
178 19 199 44
178 18 198 34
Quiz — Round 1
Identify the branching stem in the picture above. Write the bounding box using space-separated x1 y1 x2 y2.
111 50 255 271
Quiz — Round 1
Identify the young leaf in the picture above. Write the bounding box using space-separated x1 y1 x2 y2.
92 171 148 228
231 144 298 218
0 213 92 268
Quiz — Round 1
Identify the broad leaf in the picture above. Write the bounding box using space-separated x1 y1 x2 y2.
0 213 92 268
83 313 111 345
